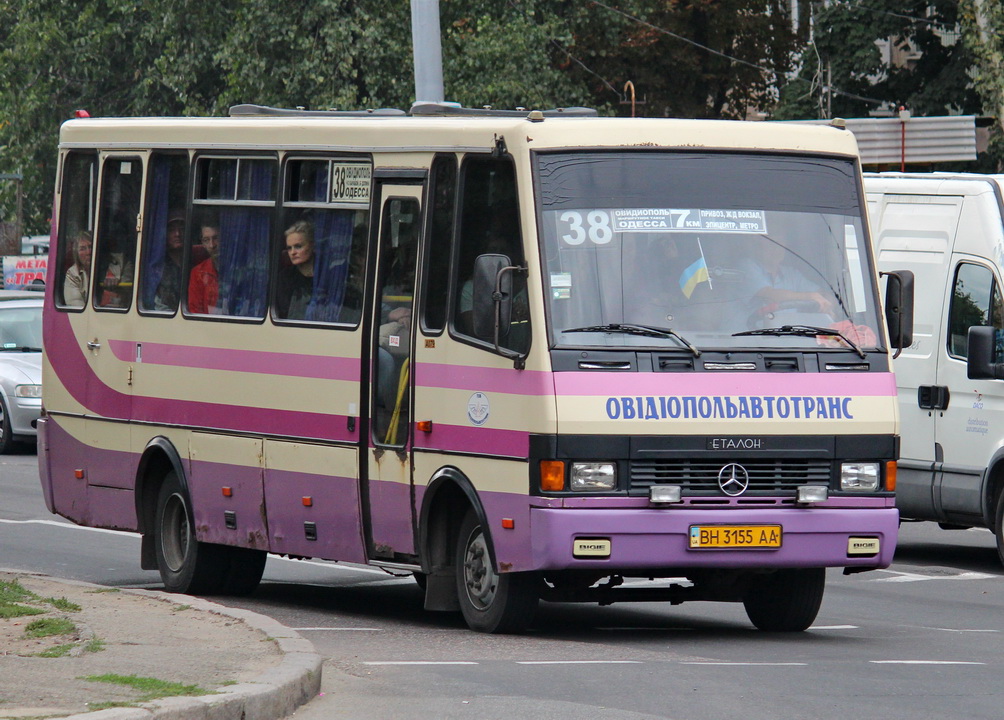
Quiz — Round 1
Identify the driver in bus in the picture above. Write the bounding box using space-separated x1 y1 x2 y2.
742 235 834 317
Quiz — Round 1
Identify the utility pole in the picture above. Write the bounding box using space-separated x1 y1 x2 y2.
411 0 444 104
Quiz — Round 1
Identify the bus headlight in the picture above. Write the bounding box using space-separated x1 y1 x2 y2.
570 462 616 491
840 462 879 491
15 384 42 399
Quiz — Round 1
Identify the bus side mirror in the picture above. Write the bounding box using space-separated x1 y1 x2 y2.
882 270 914 357
472 253 512 341
967 326 1004 379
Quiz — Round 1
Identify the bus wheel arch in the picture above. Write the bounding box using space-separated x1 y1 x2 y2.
417 468 483 612
135 438 187 571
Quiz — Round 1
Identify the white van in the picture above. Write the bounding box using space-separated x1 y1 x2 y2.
867 172 1004 563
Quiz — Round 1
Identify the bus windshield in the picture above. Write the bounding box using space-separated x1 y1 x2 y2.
536 151 881 353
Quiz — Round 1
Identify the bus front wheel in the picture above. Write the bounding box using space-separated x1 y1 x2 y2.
154 472 227 595
743 567 825 632
455 508 538 633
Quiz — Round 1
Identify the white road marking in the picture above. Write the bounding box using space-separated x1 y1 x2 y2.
870 660 985 665
0 518 137 536
516 660 643 665
872 569 997 583
810 625 858 630
680 662 808 666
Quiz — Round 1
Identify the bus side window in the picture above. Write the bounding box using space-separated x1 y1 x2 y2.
275 157 370 324
55 152 97 309
452 155 529 353
421 154 457 333
93 157 141 310
139 153 190 314
188 157 275 318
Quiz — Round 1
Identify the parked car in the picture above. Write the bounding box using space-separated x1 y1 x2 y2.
0 290 43 452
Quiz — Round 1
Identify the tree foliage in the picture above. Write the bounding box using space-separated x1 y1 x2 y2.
0 0 999 233
774 0 980 120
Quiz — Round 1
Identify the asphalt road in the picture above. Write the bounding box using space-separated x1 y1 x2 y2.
4 450 1003 720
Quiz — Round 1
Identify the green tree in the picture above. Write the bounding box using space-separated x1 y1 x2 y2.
961 0 1004 171
775 0 980 120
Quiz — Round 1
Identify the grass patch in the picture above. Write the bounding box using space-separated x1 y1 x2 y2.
0 579 47 619
82 674 209 702
87 587 120 594
85 637 106 653
37 643 76 658
172 604 192 612
24 617 76 638
46 596 81 612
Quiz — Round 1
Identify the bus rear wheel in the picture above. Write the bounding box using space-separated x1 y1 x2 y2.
455 509 538 633
154 472 227 595
743 567 825 632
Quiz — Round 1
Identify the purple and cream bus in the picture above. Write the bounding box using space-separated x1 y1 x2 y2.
39 104 912 633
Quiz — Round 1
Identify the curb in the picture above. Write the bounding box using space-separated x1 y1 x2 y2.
4 573 322 720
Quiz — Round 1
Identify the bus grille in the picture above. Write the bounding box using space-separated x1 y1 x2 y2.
629 459 832 495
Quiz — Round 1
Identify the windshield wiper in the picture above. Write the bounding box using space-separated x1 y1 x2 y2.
733 324 865 359
563 323 701 357
0 345 42 352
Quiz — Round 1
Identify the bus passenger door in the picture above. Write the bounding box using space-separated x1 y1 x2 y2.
365 182 423 559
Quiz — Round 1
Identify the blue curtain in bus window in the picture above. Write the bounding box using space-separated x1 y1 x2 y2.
307 210 354 322
141 160 170 309
218 206 270 317
217 162 272 316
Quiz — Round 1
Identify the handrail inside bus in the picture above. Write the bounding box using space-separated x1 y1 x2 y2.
229 104 407 117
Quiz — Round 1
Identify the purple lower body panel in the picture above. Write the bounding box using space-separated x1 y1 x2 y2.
529 506 898 572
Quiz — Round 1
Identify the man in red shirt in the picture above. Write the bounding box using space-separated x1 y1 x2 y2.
188 223 221 314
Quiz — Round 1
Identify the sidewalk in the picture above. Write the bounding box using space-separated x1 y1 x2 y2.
0 569 321 720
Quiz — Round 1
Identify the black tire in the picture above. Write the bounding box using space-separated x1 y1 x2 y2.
743 567 825 632
455 508 538 633
994 490 1004 568
221 546 267 596
0 394 14 455
154 471 227 595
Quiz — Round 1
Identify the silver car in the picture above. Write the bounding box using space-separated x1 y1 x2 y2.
0 291 43 453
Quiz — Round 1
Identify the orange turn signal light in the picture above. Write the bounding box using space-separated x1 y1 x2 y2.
540 460 565 492
222 486 233 497
885 461 896 492
501 518 515 529
74 469 85 479
302 496 313 507
416 420 433 433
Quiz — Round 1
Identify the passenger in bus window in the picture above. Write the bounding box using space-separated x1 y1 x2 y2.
154 211 186 311
188 222 221 314
96 245 135 308
63 230 92 307
276 221 315 319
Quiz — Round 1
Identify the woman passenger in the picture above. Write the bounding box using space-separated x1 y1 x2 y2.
276 220 315 319
63 230 92 306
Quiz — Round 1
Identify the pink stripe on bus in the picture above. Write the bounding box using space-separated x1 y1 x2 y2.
414 362 554 395
108 339 360 382
553 371 896 397
415 423 529 458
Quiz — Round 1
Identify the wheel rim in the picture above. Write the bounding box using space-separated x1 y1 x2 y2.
161 492 191 573
462 526 497 610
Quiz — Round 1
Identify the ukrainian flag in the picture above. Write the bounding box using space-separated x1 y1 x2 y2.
679 255 710 298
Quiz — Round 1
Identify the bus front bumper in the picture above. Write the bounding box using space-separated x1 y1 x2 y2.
528 505 898 572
